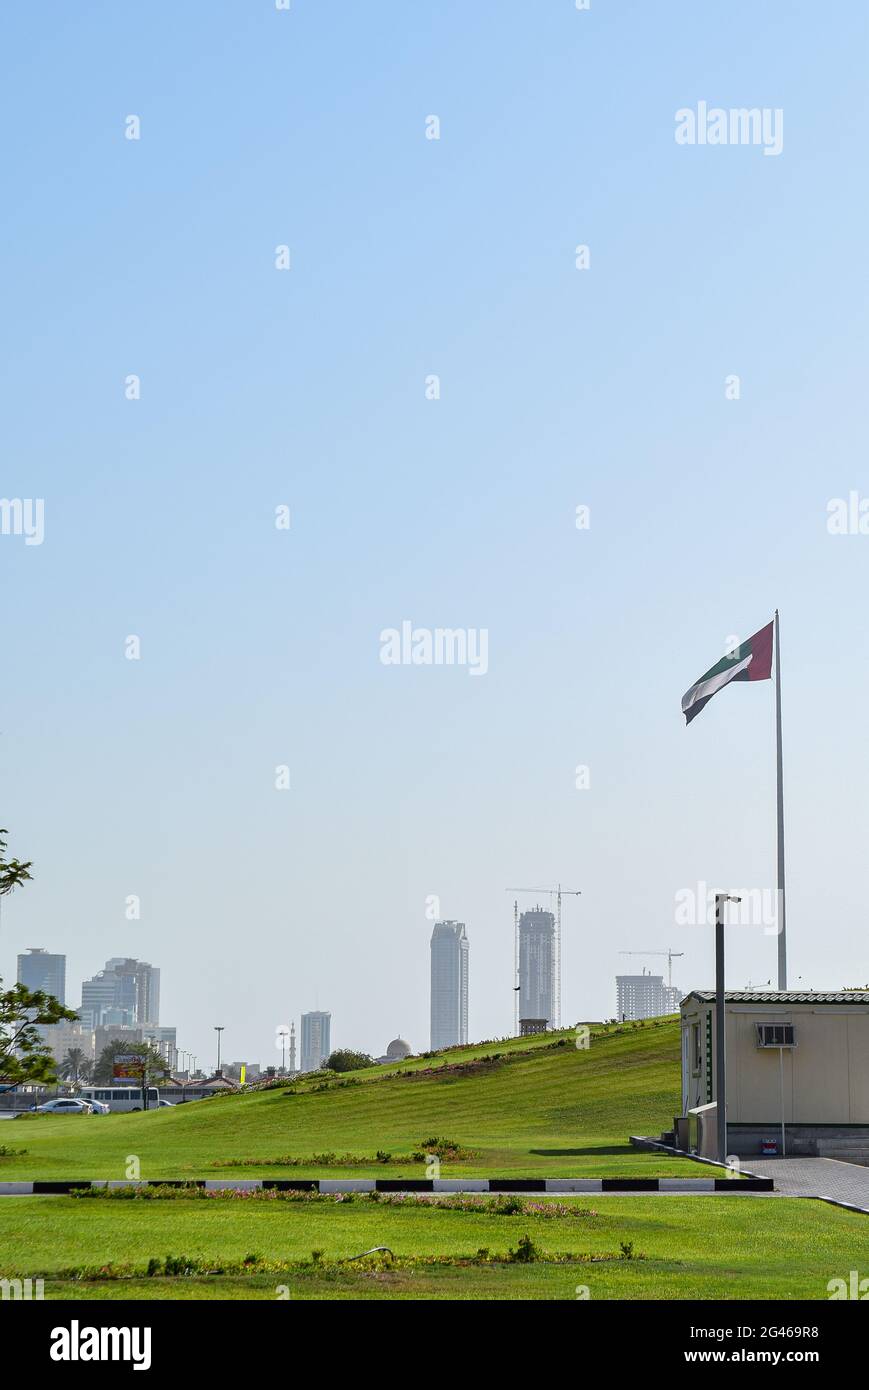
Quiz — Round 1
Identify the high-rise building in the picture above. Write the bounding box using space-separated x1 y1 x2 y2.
80 958 160 1029
430 920 469 1050
106 958 160 1025
300 1011 331 1072
518 908 556 1030
80 972 127 1029
99 1005 137 1027
616 972 680 1021
17 948 66 1004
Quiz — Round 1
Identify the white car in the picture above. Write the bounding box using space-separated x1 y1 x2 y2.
32 1097 94 1116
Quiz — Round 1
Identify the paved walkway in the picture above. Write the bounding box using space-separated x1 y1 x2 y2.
748 1156 869 1211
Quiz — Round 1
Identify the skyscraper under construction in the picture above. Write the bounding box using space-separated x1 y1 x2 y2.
518 907 556 1030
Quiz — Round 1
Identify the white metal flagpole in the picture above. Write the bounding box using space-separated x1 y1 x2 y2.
775 609 787 990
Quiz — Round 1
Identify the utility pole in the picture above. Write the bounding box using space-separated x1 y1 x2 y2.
512 899 519 1034
715 893 741 1163
214 1027 224 1076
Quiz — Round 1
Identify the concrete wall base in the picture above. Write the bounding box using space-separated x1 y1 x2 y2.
728 1125 869 1160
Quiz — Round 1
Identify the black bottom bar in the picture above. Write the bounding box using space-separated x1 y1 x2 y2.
374 1179 433 1192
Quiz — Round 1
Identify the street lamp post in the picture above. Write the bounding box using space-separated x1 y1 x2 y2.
714 892 741 1163
214 1027 224 1077
175 1051 187 1105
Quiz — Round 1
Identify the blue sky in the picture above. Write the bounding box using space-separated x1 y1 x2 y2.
2 1 867 1066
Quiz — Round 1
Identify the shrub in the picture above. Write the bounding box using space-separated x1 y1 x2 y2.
507 1234 540 1264
325 1050 374 1073
410 1136 477 1161
493 1196 524 1216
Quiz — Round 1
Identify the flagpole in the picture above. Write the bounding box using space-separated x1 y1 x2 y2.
775 609 787 990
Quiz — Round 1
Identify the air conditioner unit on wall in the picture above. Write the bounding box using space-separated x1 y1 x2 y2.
755 1022 795 1048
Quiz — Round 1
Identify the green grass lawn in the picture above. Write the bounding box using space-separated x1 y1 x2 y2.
0 1193 862 1300
3 1021 862 1303
1 1019 697 1179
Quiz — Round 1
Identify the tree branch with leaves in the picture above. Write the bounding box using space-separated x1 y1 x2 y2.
0 827 76 1087
0 982 78 1085
0 828 33 898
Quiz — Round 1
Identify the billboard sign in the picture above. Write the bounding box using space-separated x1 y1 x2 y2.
113 1054 144 1079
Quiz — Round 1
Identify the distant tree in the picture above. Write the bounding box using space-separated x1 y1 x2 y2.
0 982 78 1086
60 1047 93 1083
325 1049 375 1073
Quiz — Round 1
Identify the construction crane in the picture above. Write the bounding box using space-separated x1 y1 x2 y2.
618 949 684 989
506 885 581 1033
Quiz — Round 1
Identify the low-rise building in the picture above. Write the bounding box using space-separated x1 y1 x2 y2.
680 990 869 1159
35 1020 94 1068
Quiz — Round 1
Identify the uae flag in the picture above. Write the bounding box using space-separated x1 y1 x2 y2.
681 620 774 724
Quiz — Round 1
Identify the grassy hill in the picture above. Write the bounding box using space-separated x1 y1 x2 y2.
1 1017 695 1179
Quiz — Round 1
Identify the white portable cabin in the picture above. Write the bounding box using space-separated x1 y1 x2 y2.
679 990 869 1158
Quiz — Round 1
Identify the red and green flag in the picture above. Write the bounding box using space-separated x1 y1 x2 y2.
681 620 774 724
